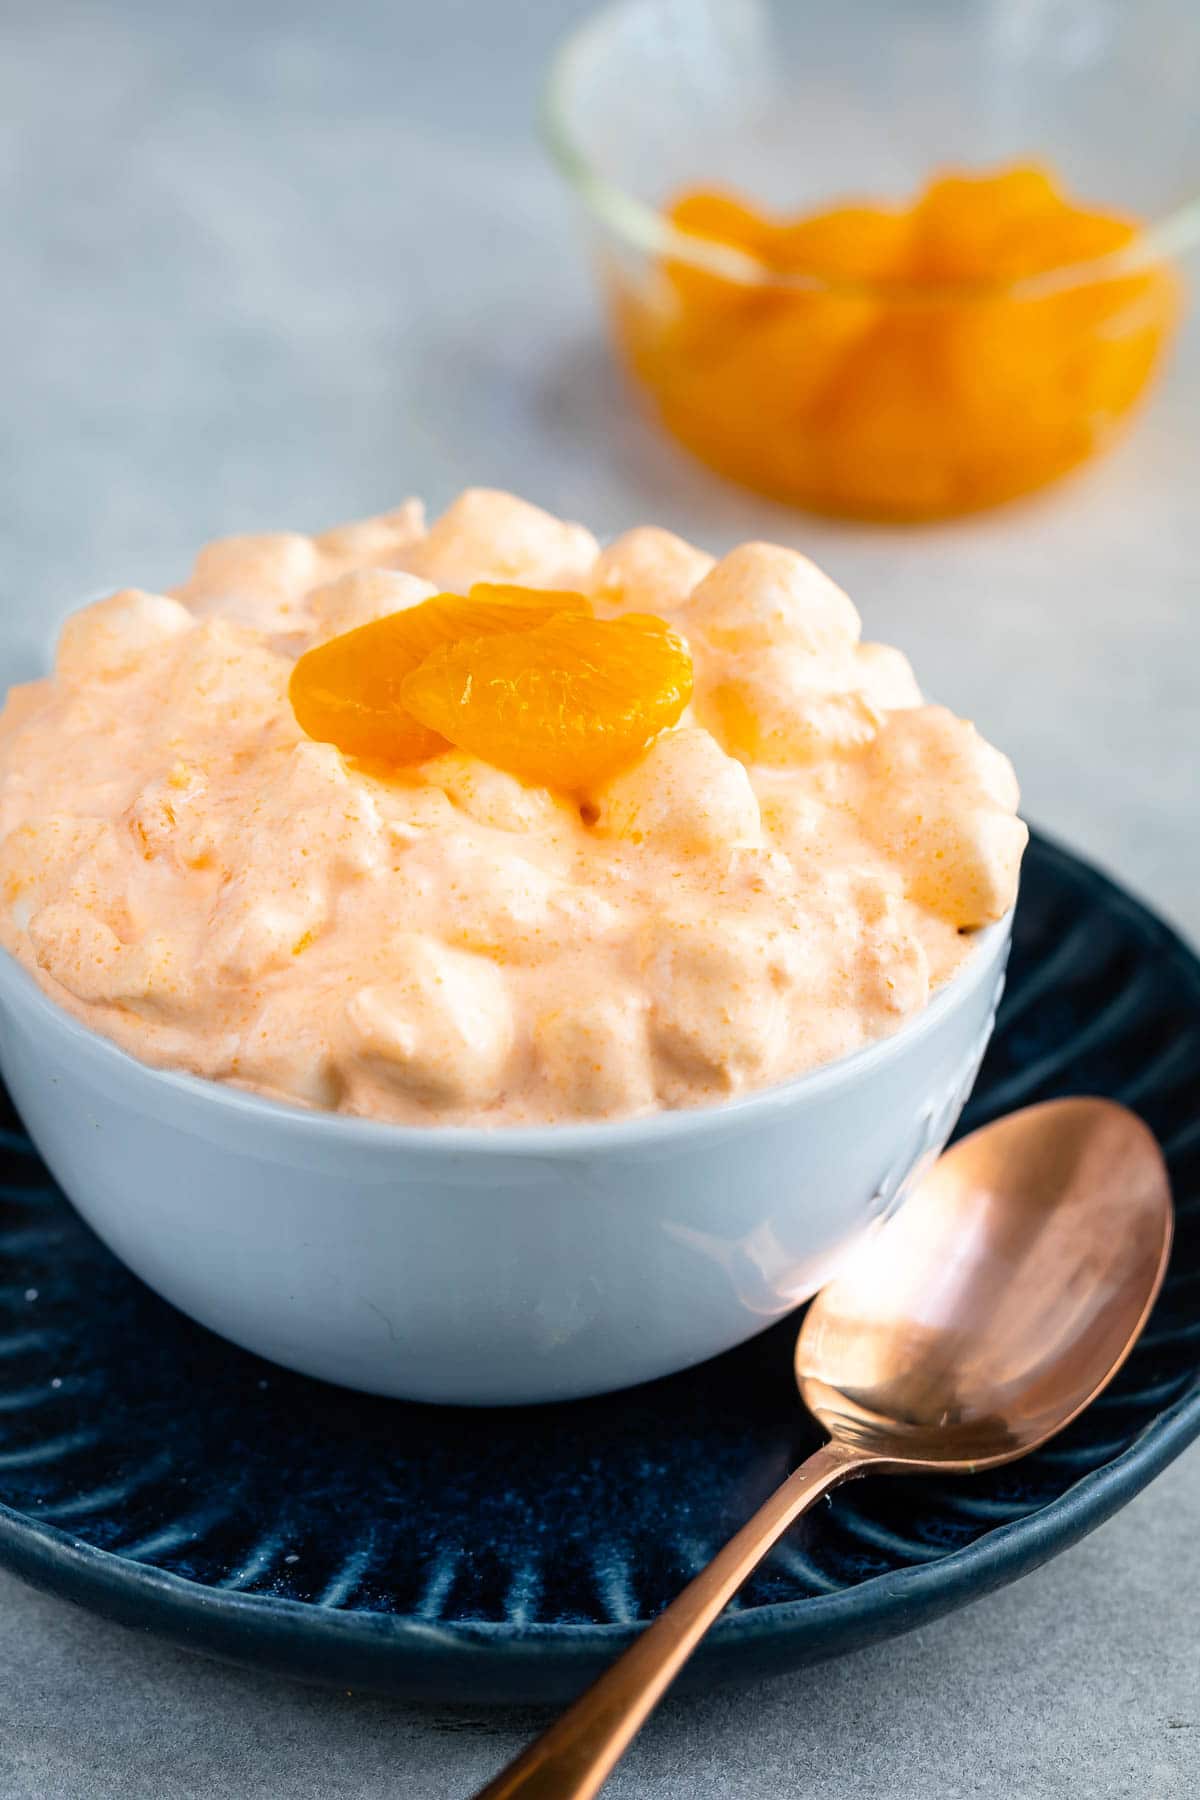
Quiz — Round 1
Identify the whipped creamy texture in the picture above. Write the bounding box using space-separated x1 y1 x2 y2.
0 491 1027 1126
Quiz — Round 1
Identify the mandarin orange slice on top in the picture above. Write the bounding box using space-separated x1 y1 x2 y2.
289 584 591 763
401 612 694 790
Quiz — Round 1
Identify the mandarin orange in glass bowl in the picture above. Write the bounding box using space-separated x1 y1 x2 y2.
544 0 1200 520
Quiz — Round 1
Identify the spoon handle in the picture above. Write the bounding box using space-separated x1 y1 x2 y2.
471 1439 872 1800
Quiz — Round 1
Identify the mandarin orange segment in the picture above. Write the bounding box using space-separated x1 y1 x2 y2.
401 613 694 790
774 203 911 283
819 309 959 515
664 188 781 323
999 206 1137 280
910 162 1062 282
289 585 592 762
612 160 1179 518
668 189 774 255
451 584 593 632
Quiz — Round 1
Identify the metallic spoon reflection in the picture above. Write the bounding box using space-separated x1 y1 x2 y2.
473 1098 1172 1800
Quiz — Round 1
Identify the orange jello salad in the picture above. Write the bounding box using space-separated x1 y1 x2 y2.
0 489 1026 1126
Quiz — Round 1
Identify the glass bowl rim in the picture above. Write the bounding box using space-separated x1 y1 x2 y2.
541 0 1200 303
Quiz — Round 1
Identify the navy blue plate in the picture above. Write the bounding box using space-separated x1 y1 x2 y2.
0 831 1197 1702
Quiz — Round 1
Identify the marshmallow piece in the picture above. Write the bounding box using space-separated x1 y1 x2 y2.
843 876 932 1018
867 924 931 1017
171 617 291 710
179 533 323 630
420 750 572 836
166 620 293 740
0 680 53 741
346 934 514 1105
411 488 599 592
862 706 1027 927
198 740 387 979
756 784 833 862
308 569 437 643
205 885 329 982
28 897 199 1020
238 740 386 879
56 590 194 686
686 543 861 656
535 990 656 1117
590 728 762 853
117 927 201 1020
868 703 1021 812
233 987 346 1109
28 900 125 1002
645 913 801 1092
590 528 715 614
123 765 216 871
854 642 923 712
404 833 618 961
699 651 882 765
314 500 426 571
50 818 134 926
0 816 107 928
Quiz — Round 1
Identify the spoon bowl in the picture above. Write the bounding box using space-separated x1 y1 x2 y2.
797 1099 1173 1470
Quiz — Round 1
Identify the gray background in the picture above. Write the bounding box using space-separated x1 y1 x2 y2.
0 1 1197 1794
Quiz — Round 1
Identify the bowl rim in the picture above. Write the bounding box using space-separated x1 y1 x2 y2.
541 0 1200 301
0 908 1011 1157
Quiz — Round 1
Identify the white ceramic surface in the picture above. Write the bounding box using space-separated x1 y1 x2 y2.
0 919 1009 1405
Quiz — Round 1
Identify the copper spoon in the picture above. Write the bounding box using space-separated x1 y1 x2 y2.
473 1097 1172 1800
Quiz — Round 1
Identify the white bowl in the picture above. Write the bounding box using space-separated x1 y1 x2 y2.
0 921 1010 1405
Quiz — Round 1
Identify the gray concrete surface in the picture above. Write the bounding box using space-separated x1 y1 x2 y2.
0 1 1197 1794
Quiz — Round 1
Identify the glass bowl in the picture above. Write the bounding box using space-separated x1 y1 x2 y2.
544 0 1200 520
